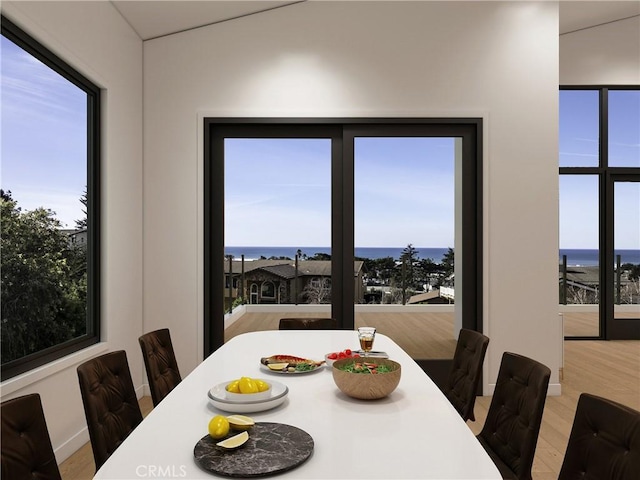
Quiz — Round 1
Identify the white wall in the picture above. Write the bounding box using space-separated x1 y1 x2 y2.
0 1 143 462
143 1 561 394
561 15 640 84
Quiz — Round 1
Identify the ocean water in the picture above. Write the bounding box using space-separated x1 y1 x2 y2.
224 246 449 261
224 246 640 266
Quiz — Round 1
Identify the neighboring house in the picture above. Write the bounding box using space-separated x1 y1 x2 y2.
559 266 600 291
223 259 365 306
408 287 455 305
61 228 88 248
558 265 638 304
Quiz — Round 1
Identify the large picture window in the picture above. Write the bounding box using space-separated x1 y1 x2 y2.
1 17 100 379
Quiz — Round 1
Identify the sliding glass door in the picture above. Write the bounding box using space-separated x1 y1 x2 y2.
353 136 458 359
224 138 332 310
560 87 640 340
204 119 482 359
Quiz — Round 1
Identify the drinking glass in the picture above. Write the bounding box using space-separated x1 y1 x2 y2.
357 327 376 356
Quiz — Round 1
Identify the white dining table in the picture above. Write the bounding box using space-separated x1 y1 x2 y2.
94 330 501 479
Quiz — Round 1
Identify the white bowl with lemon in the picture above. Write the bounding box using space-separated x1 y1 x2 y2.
208 379 288 413
224 376 271 401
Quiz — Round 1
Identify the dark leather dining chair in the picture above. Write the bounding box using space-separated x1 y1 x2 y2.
1 393 62 480
279 317 338 330
477 352 550 480
139 328 182 407
558 393 640 480
443 328 489 422
77 350 143 470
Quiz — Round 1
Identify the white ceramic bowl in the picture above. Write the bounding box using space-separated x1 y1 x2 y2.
224 379 272 401
208 380 288 413
325 354 336 367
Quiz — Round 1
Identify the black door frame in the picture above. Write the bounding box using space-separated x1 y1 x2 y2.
605 173 640 339
203 118 483 357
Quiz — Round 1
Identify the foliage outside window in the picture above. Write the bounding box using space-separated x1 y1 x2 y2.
1 17 100 380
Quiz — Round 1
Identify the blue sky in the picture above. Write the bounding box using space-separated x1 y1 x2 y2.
1 34 638 249
1 35 87 229
559 90 640 249
224 137 455 248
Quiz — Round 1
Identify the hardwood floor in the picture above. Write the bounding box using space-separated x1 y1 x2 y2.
59 396 153 479
60 320 639 480
468 340 640 480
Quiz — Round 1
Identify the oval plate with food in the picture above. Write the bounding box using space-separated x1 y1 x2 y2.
260 355 324 374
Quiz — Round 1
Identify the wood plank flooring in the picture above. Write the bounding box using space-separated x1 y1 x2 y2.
60 315 639 480
468 340 640 480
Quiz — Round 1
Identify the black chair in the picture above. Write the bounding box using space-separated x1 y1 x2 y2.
139 328 182 407
477 352 551 480
279 318 338 330
558 393 640 480
77 350 143 470
443 328 490 422
1 393 62 480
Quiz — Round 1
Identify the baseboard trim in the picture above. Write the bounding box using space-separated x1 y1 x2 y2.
54 426 89 464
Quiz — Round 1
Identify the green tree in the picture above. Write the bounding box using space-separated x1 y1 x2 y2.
1 190 86 364
309 252 331 260
395 244 420 304
439 247 455 286
75 187 87 229
416 257 438 288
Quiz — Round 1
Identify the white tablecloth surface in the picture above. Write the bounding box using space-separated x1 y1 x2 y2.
94 330 501 479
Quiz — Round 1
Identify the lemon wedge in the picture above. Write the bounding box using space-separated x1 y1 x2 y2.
216 431 249 450
267 362 289 371
227 415 255 431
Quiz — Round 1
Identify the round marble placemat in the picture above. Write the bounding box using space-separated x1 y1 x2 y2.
193 422 314 477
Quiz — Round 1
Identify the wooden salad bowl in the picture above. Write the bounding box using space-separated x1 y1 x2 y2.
332 358 401 400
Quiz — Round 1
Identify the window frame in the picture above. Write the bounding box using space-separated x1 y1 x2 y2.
560 85 640 340
1 16 101 380
203 118 483 356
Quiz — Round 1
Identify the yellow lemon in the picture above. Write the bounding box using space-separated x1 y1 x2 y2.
216 431 249 450
227 415 255 431
208 415 230 439
254 379 270 392
239 376 258 394
267 363 289 371
226 380 240 393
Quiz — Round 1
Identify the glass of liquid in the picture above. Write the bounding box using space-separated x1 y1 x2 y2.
357 327 376 356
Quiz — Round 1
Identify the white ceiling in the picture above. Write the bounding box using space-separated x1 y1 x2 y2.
559 0 640 34
111 0 640 41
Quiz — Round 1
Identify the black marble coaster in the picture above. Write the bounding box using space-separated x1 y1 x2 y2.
193 422 314 477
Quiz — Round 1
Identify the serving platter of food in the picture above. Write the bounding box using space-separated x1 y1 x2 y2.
259 355 324 374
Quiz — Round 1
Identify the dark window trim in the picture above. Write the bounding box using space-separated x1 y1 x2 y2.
560 85 640 340
1 16 101 380
204 118 483 357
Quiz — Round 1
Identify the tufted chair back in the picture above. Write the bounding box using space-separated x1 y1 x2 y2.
1 393 62 480
443 328 490 422
477 352 550 480
558 393 640 480
279 318 338 330
139 328 182 407
77 350 143 470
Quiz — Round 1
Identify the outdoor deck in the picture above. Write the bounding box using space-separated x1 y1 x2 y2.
225 310 458 359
